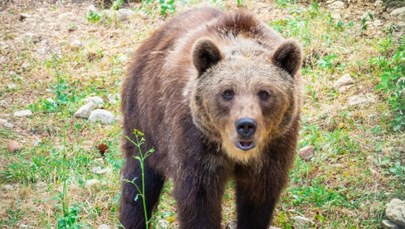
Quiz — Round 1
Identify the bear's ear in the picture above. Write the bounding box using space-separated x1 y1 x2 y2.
192 38 223 76
271 39 303 77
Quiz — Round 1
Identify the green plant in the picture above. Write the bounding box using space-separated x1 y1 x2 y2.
111 0 124 10
158 0 176 16
124 129 156 228
86 10 101 23
373 36 405 131
57 180 81 228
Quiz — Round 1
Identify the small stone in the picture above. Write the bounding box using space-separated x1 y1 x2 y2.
21 62 31 70
374 0 384 7
0 56 6 64
293 216 312 229
85 179 100 187
14 110 32 117
225 221 237 229
0 119 7 126
23 32 41 44
89 109 115 124
74 103 97 119
117 9 135 21
157 219 169 228
70 39 83 50
299 145 314 161
84 96 104 108
3 184 13 190
334 74 354 90
347 95 375 106
373 20 383 27
87 4 98 13
91 166 112 174
98 224 111 229
390 7 405 18
7 83 16 89
382 220 399 229
386 199 405 226
3 122 14 129
328 1 345 9
8 141 23 153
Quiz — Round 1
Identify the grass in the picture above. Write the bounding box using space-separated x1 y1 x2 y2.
0 0 404 228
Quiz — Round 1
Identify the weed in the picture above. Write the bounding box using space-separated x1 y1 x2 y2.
372 35 405 131
124 129 156 228
86 10 102 23
111 0 124 10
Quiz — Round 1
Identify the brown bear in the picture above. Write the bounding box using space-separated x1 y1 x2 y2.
120 7 302 229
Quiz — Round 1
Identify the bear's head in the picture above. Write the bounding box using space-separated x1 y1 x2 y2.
189 38 302 163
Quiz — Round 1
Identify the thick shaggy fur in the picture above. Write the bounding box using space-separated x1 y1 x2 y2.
120 7 302 229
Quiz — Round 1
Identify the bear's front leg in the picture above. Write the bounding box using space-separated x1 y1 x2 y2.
234 166 288 229
174 168 227 229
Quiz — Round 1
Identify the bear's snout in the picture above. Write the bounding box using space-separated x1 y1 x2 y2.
235 118 257 138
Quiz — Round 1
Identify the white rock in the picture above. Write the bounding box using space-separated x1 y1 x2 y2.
74 103 97 119
87 4 98 13
107 94 119 104
7 83 16 89
117 9 135 21
23 32 41 43
21 62 30 70
374 0 383 7
0 56 6 64
14 110 32 117
225 221 237 229
158 219 169 228
85 179 100 187
0 119 7 126
391 7 405 17
382 220 399 229
70 39 83 49
348 94 376 106
3 122 14 129
84 96 104 108
91 166 112 174
89 109 115 124
386 199 405 226
334 74 354 90
3 184 13 190
98 224 111 229
328 1 345 9
373 20 383 27
293 216 312 229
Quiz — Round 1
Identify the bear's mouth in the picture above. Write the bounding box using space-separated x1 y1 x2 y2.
236 140 255 151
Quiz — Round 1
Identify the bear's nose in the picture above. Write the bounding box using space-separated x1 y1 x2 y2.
235 118 257 138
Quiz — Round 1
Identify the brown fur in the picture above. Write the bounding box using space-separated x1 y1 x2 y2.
120 7 302 229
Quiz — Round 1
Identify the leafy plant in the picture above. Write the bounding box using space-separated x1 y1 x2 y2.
373 36 405 131
86 10 101 23
158 0 176 16
111 0 124 10
124 129 156 228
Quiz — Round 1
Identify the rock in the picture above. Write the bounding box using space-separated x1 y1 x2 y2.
89 109 115 124
98 224 111 229
3 184 13 190
70 39 83 50
347 95 375 106
87 4 98 13
382 220 399 229
84 96 104 108
117 9 134 21
85 179 100 187
74 103 97 119
14 110 32 117
0 119 7 126
0 56 6 64
334 74 354 90
299 145 314 161
8 141 23 153
391 7 405 18
91 166 112 174
7 83 16 89
23 32 41 44
374 0 383 7
293 216 312 229
328 1 345 9
225 221 237 229
386 199 405 226
3 122 14 129
373 20 383 27
157 219 169 228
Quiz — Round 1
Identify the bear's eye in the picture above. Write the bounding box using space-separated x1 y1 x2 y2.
258 90 270 101
222 90 234 101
